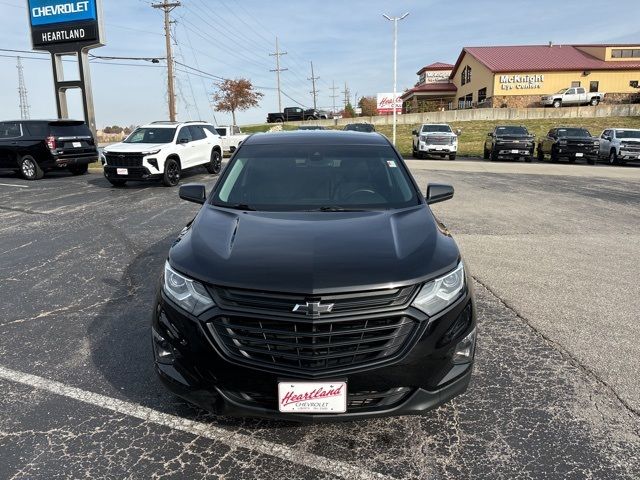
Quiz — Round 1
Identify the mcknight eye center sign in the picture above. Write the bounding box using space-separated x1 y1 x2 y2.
27 0 103 49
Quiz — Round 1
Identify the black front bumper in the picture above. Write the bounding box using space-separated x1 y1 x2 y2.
104 166 161 181
555 146 598 161
493 143 534 160
152 286 476 422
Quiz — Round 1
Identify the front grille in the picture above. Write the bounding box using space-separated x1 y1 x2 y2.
211 285 418 316
620 142 640 152
105 153 143 167
426 135 451 145
232 387 412 412
564 140 593 148
208 315 418 374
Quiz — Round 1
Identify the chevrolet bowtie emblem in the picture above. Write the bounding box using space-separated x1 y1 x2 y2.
292 301 334 316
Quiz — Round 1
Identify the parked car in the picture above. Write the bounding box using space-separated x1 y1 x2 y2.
204 125 248 154
152 130 476 421
598 128 640 165
102 121 223 187
411 124 458 160
267 107 326 123
540 87 605 108
0 119 98 180
483 125 535 162
537 127 599 164
343 123 376 133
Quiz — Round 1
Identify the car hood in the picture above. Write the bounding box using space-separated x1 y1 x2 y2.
496 135 534 141
559 136 598 142
619 138 640 143
169 205 460 294
104 142 167 153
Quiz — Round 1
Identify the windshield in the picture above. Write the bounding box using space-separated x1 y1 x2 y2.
212 144 419 211
124 127 176 144
421 125 452 133
496 126 529 135
557 128 591 137
616 130 640 139
344 124 375 132
555 88 568 94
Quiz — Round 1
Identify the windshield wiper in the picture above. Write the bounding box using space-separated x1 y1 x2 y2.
310 206 373 212
217 203 256 211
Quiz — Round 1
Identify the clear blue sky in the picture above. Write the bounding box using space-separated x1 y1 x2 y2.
1 0 639 127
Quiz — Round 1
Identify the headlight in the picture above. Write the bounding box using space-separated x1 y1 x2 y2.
593 142 599 146
419 135 427 142
412 263 465 316
450 137 457 145
163 261 215 315
142 148 161 155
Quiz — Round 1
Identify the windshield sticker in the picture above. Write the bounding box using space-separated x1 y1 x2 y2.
387 160 397 168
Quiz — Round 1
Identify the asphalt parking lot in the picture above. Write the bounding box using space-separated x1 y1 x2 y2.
0 160 639 479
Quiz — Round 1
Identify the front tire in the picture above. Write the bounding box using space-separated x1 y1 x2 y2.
590 97 600 106
537 146 545 162
449 154 456 160
206 149 222 174
524 156 533 163
69 163 88 175
162 158 181 187
553 100 562 108
20 155 44 180
483 146 490 159
608 150 619 165
490 148 498 162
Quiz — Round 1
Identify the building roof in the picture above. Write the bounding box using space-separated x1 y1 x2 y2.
417 62 454 74
450 44 640 77
401 82 457 100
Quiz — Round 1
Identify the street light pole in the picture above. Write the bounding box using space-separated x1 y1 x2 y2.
383 12 409 145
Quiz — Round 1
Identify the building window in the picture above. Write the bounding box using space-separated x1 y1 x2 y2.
458 94 473 109
461 66 472 86
612 49 640 58
571 81 581 88
590 81 599 93
478 88 487 103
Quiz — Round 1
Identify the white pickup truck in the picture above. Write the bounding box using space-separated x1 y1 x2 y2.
204 125 249 153
598 128 640 165
541 87 605 108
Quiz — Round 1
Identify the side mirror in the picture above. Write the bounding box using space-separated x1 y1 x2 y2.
178 137 190 144
179 184 206 204
605 135 612 141
487 132 493 137
456 129 462 136
426 183 454 205
412 129 418 136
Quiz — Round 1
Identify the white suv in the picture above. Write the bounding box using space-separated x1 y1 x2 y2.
411 124 459 160
103 121 223 187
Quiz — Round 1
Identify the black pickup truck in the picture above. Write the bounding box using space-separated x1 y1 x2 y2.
483 125 535 162
537 127 599 164
267 107 327 123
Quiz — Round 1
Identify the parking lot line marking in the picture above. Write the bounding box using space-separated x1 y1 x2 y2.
0 183 28 188
0 365 389 480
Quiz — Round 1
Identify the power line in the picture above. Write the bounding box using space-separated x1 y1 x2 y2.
269 36 287 112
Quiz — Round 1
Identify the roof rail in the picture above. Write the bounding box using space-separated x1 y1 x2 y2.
150 121 180 125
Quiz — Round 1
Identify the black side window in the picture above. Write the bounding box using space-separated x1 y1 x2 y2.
0 122 22 138
25 123 48 137
189 126 206 141
178 127 193 143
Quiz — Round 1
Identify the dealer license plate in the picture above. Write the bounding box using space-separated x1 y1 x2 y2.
434 146 443 150
575 152 584 157
72 141 82 148
511 149 519 154
278 381 347 413
116 168 128 175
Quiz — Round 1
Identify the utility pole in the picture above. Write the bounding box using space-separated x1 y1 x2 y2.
269 37 287 112
383 12 409 145
308 61 319 110
329 80 339 115
152 0 180 121
342 82 350 109
16 57 30 120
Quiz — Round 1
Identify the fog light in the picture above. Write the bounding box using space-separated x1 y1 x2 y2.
452 328 476 364
148 158 158 170
152 328 176 364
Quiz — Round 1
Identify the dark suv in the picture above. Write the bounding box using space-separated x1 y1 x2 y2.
484 125 535 162
152 131 477 421
537 127 599 164
0 120 98 180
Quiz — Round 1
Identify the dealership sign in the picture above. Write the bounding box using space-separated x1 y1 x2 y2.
419 70 452 85
27 0 104 49
377 93 403 114
500 74 545 90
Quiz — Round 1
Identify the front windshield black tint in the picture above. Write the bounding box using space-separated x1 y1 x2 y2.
212 144 419 211
421 125 452 133
496 126 528 135
557 128 591 137
124 127 176 144
616 130 640 139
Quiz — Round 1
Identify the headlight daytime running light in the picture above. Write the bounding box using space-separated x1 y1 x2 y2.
163 261 215 315
412 262 465 316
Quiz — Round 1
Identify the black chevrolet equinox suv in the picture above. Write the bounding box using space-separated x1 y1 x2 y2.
0 120 98 180
153 131 477 421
